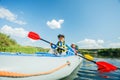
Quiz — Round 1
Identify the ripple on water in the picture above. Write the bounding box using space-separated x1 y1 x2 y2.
74 58 120 80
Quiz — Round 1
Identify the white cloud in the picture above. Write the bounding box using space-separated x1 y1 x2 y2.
97 40 104 44
109 43 120 48
0 25 28 38
77 38 104 49
0 7 26 25
47 19 64 29
0 25 40 46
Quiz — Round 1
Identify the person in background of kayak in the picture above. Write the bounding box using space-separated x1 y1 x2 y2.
71 44 78 55
50 34 68 55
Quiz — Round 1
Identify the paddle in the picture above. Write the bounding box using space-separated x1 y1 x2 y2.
28 31 51 44
28 31 66 50
28 31 120 73
78 54 120 73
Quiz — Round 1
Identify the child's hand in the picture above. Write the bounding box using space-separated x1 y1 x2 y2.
50 43 57 49
50 43 53 46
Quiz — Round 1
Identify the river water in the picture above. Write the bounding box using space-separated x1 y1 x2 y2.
74 58 120 80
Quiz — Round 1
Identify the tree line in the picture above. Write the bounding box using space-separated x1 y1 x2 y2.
0 32 49 53
78 48 120 58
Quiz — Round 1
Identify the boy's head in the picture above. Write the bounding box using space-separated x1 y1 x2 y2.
58 34 65 42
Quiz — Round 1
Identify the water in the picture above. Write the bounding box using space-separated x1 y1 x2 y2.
74 58 120 80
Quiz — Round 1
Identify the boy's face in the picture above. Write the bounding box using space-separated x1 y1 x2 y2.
72 44 76 48
58 37 64 42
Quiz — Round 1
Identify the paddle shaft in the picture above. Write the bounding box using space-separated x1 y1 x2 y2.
41 38 66 50
117 68 120 70
41 38 51 44
78 55 96 63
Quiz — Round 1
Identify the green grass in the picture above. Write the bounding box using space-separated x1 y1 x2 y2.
0 32 49 54
0 46 49 54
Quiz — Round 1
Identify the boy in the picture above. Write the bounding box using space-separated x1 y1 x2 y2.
50 34 68 55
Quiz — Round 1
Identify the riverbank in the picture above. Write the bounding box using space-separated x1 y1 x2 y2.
79 48 120 58
0 32 49 54
0 46 49 54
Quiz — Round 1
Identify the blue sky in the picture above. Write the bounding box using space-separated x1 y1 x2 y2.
0 0 120 49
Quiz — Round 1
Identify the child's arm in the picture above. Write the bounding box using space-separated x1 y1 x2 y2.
50 43 57 49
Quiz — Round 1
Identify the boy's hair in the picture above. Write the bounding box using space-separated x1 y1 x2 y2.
58 34 65 38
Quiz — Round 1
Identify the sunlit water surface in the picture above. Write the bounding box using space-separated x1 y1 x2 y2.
73 58 120 80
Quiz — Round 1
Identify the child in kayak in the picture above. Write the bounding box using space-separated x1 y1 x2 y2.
50 34 68 55
71 44 78 55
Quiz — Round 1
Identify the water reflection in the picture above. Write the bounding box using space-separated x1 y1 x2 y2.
74 59 120 80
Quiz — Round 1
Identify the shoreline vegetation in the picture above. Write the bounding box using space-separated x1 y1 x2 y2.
0 32 49 54
0 46 49 54
79 48 120 58
0 32 120 58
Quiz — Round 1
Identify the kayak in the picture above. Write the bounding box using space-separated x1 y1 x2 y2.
0 52 83 80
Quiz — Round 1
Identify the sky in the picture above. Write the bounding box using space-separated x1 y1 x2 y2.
0 0 120 49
